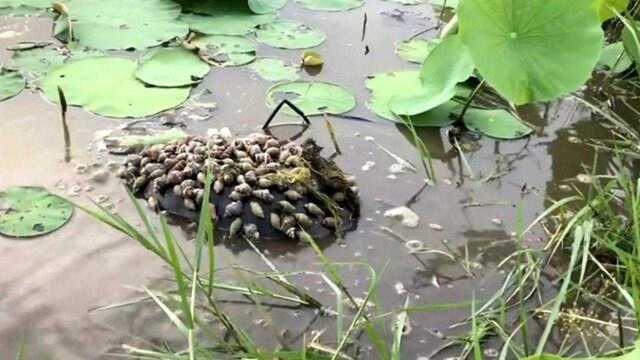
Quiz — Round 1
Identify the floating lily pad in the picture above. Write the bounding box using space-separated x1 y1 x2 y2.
248 58 300 81
365 70 464 127
266 81 356 116
256 20 325 49
0 0 50 16
136 47 210 87
395 38 440 64
189 35 256 67
463 108 533 139
0 68 25 101
295 0 363 11
54 0 189 50
179 2 276 36
597 42 632 73
0 186 73 238
390 35 474 116
248 0 287 13
458 0 603 105
41 57 191 118
9 47 67 81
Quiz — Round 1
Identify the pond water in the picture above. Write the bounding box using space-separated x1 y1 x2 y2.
0 2 615 359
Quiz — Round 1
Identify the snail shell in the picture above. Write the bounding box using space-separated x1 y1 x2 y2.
249 201 264 218
278 200 296 214
284 190 303 202
126 154 142 167
224 201 244 218
322 217 338 229
244 171 257 184
213 179 225 194
229 191 244 201
252 189 274 202
235 183 252 195
257 178 273 188
229 217 243 237
133 175 148 192
270 212 281 230
293 213 312 228
243 223 260 241
305 203 325 217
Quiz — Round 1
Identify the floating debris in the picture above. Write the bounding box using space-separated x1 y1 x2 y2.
428 223 444 231
119 131 360 240
384 206 420 228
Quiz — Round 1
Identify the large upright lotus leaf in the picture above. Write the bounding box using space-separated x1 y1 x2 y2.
596 42 632 73
41 57 191 118
365 70 459 127
0 68 25 101
0 186 73 238
256 20 326 49
248 58 300 81
189 35 256 67
0 0 50 16
266 81 356 116
592 0 628 21
136 47 209 87
179 1 276 36
458 0 603 105
462 108 532 139
295 0 363 11
395 38 441 64
54 0 189 50
389 35 474 116
248 0 287 13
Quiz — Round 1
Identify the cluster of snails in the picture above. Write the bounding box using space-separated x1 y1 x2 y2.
117 131 359 241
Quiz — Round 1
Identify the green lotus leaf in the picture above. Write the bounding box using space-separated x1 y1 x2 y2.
189 35 257 67
0 186 73 238
395 38 441 64
9 47 66 81
389 35 474 116
41 57 191 118
0 68 25 101
463 108 533 139
597 42 632 73
248 0 287 13
136 47 210 87
266 81 356 116
295 0 363 11
256 20 325 49
365 70 462 127
0 0 50 16
458 0 604 105
248 58 300 82
54 0 189 50
592 0 628 22
179 1 276 36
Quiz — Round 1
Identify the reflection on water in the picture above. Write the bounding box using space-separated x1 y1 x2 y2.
0 1 618 359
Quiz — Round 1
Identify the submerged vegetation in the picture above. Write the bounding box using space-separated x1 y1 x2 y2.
2 0 640 358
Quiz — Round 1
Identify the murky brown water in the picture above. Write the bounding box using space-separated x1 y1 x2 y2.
0 2 613 359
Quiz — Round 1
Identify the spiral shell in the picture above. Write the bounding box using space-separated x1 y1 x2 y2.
249 201 264 219
224 201 244 217
304 203 325 217
229 217 243 237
